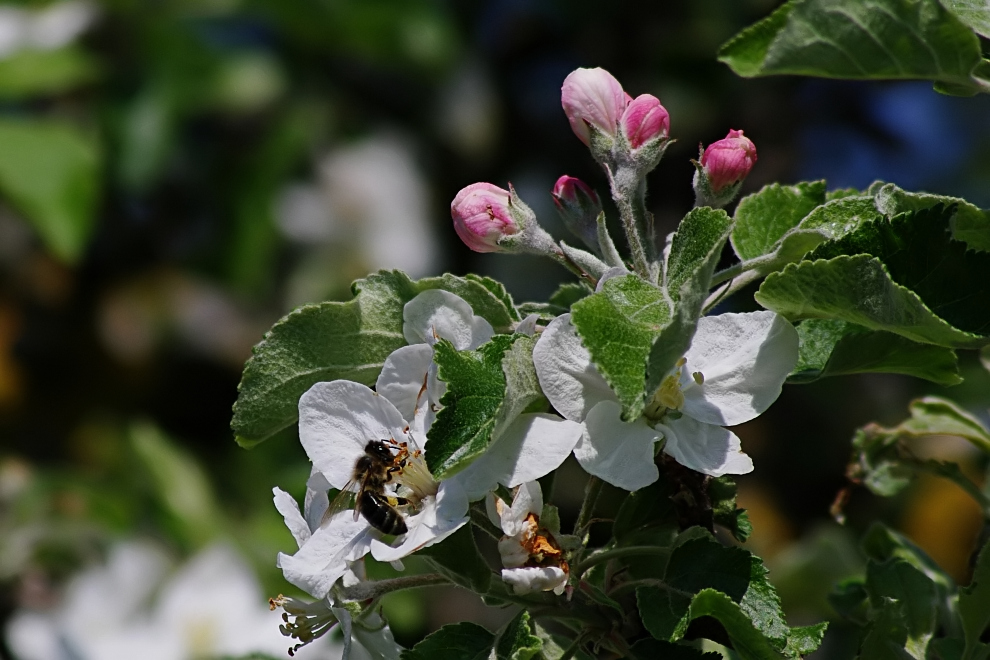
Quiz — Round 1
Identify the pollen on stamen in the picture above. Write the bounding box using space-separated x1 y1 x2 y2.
692 371 705 385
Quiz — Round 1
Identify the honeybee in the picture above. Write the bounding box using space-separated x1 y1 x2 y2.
324 440 409 536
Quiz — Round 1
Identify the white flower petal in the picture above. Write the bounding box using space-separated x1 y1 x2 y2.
299 380 409 490
369 481 468 562
501 567 568 595
402 289 493 350
658 415 754 477
502 481 542 535
447 414 582 501
515 313 539 336
533 314 617 422
376 343 436 435
681 311 798 426
277 512 374 598
304 469 331 532
574 400 661 491
273 487 311 548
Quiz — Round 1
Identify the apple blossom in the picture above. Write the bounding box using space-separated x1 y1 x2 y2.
276 290 581 597
488 481 568 596
533 311 798 488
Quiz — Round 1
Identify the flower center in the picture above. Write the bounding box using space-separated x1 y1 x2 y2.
392 445 438 504
643 357 705 422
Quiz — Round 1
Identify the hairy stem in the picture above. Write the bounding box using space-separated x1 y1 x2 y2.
574 545 670 577
339 573 448 601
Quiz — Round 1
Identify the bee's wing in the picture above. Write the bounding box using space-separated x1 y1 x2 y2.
321 479 358 527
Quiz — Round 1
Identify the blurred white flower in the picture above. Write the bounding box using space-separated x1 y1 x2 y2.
0 1 97 59
275 133 437 278
5 541 341 660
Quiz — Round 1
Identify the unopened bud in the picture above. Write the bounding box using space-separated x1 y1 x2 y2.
693 129 757 208
560 67 629 148
451 182 523 253
451 182 557 257
620 94 669 150
552 175 602 252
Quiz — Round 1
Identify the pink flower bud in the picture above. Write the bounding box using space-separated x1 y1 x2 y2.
620 94 669 150
450 182 521 253
552 175 602 250
560 67 629 146
700 129 757 193
552 175 599 208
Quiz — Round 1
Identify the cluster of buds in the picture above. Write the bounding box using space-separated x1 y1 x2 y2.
561 67 671 172
449 66 757 279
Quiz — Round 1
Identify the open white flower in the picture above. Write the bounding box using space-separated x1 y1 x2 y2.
278 290 581 598
489 481 568 596
533 311 798 489
276 378 468 598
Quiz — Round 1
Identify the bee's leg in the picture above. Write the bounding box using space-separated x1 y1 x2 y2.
385 496 409 507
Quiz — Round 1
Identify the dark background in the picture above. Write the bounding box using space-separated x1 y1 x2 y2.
1 0 989 656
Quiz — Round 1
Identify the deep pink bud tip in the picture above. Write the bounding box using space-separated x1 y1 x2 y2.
620 94 669 150
700 129 757 192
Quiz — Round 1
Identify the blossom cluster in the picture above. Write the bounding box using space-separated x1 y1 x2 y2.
268 65 796 655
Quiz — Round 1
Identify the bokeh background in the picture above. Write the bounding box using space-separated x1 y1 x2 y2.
0 0 988 658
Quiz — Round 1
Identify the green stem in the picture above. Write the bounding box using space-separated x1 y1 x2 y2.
606 167 651 280
703 269 762 311
338 573 448 601
548 247 600 288
574 546 670 577
470 503 502 540
709 260 748 288
558 632 590 660
574 475 604 540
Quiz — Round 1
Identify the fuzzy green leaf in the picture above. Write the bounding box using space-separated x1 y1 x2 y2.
646 207 733 397
871 182 990 253
960 540 990 660
732 180 827 261
718 0 987 96
232 271 414 447
493 610 541 660
675 589 786 660
571 274 670 420
428 335 516 479
232 271 519 447
941 0 990 38
866 559 938 658
809 206 990 340
756 255 987 349
790 319 962 385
